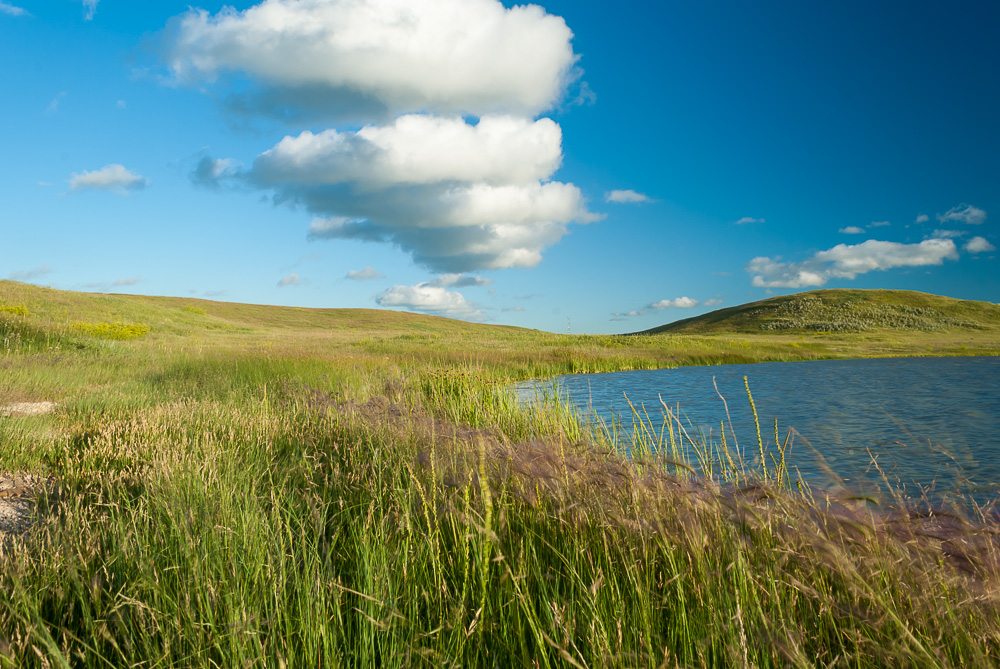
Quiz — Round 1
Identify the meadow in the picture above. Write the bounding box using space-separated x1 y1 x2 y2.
2 279 1000 667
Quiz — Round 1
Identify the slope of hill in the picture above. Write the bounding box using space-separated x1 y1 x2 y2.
0 279 518 345
638 289 1000 335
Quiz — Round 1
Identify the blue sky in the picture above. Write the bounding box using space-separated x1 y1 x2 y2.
2 0 997 334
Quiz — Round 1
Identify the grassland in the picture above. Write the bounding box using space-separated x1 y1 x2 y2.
640 288 1000 336
2 279 1000 667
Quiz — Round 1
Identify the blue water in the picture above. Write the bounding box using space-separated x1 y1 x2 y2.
515 356 1000 502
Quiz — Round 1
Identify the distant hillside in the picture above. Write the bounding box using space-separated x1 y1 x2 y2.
0 279 523 345
637 289 1000 335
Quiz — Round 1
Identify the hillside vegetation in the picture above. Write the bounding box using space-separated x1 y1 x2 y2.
2 280 1000 667
640 289 1000 335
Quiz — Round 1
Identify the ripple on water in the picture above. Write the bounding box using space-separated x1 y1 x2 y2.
516 356 1000 504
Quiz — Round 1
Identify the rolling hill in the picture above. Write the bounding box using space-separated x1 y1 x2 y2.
637 289 1000 335
0 279 521 342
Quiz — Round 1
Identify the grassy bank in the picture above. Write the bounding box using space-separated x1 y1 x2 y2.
2 281 1000 667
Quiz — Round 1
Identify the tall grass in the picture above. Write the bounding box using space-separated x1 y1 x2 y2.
2 281 1000 666
2 356 999 666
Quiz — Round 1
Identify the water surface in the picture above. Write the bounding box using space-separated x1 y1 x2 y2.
516 356 1000 502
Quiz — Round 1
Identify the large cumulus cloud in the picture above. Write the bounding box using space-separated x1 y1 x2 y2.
163 0 578 121
252 114 597 271
169 0 595 274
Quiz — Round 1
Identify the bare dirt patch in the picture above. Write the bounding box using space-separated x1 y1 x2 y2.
0 402 57 417
0 473 56 544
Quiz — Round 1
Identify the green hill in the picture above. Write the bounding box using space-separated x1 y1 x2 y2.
0 279 520 349
637 289 1000 335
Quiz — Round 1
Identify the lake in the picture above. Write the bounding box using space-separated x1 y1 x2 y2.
515 356 1000 503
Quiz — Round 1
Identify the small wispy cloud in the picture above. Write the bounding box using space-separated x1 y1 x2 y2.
501 306 525 313
839 226 865 234
345 267 384 281
45 91 67 115
426 273 493 288
0 2 28 16
570 81 597 107
277 273 300 287
613 296 700 318
929 229 964 239
69 164 148 193
605 189 652 204
287 252 322 269
116 99 126 109
915 214 930 224
735 216 765 225
703 298 724 307
650 296 699 309
965 236 996 254
938 203 986 226
8 265 51 281
83 276 141 290
80 0 98 21
190 157 241 189
869 220 890 228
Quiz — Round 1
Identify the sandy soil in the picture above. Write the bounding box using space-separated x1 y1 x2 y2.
0 401 57 417
1 403 59 543
0 473 56 544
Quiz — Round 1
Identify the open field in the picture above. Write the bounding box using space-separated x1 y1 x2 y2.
2 280 1000 667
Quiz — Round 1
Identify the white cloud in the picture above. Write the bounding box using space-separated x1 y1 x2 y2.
191 157 242 188
113 276 140 286
501 306 525 312
0 2 27 16
839 226 865 234
80 0 98 20
375 283 485 321
704 298 723 307
929 229 964 239
253 115 563 187
570 80 597 107
965 236 996 254
163 1 597 274
426 273 492 288
869 220 890 228
345 267 384 281
8 265 51 281
938 203 986 226
747 238 959 288
252 114 596 272
613 296 702 318
650 296 699 309
69 164 148 193
277 273 300 287
735 216 765 225
605 189 652 204
915 214 930 224
162 0 578 120
116 99 127 109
